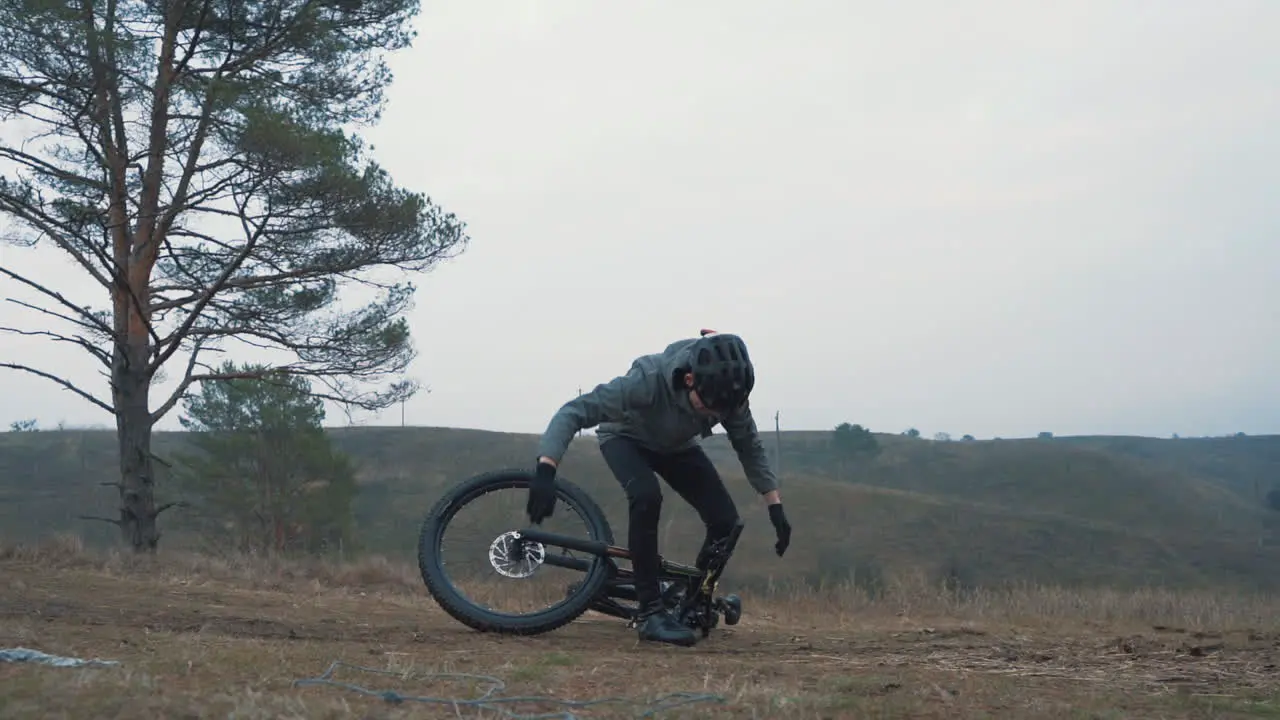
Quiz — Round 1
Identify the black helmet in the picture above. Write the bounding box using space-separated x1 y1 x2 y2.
688 331 755 413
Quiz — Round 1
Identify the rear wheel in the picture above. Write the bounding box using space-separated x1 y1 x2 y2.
417 468 615 635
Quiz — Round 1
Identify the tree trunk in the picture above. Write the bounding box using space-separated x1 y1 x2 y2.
109 201 162 551
113 358 160 552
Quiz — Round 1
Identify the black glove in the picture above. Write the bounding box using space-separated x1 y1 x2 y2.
526 461 558 524
768 503 791 557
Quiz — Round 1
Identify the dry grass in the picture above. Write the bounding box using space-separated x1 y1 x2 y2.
761 571 1280 636
4 533 1280 719
9 532 1279 633
0 532 423 595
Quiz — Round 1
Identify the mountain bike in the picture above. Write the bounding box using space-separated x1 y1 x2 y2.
416 468 744 640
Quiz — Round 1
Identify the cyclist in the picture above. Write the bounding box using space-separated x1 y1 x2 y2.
526 330 792 646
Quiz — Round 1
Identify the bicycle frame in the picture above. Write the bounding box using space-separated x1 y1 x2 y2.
514 519 744 628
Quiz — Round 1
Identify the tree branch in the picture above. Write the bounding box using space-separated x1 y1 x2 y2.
4 297 108 337
0 266 117 346
78 514 123 527
133 0 182 267
101 0 134 224
0 189 117 289
0 326 111 367
0 363 114 413
0 146 105 192
155 500 188 517
171 0 212 78
154 70 223 247
149 335 207 422
183 367 413 413
148 186 271 372
77 0 133 265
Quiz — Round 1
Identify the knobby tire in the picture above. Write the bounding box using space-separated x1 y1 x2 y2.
417 468 617 635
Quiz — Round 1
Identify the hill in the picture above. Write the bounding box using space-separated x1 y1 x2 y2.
1058 433 1280 502
2 426 1280 593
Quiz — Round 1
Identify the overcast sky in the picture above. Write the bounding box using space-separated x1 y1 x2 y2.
2 0 1277 440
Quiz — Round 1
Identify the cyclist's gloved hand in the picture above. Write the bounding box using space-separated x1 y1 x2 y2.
768 503 791 557
526 460 558 524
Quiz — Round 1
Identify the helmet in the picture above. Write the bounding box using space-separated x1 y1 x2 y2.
688 331 755 413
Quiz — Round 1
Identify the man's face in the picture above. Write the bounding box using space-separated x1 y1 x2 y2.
683 373 721 418
688 388 719 418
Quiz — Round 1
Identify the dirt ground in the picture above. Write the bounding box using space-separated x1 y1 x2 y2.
2 556 1279 719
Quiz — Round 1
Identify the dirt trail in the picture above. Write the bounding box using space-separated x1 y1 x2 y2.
2 560 1278 718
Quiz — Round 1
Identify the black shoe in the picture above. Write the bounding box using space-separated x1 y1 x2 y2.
635 601 697 647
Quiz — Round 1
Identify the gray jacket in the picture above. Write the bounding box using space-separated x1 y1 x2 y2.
535 337 780 495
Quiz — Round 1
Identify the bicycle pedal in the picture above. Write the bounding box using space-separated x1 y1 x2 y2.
716 593 742 625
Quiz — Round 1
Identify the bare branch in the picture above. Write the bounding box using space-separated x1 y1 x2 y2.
0 191 117 289
4 297 108 336
0 205 170 353
0 326 111 366
78 0 134 266
0 362 114 413
77 514 123 527
154 71 223 246
133 0 183 266
155 500 188 516
0 265 115 335
0 146 105 191
148 185 271 371
149 335 207 422
183 367 413 413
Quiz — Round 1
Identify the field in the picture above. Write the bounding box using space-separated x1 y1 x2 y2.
5 427 1280 595
4 427 1280 717
3 535 1280 719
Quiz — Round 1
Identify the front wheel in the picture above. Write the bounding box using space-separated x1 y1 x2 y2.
417 468 616 635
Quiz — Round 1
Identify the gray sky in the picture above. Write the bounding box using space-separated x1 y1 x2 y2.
2 0 1278 440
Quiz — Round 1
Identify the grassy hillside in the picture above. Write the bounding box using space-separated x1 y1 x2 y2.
1058 434 1280 501
2 426 1280 594
752 432 1269 543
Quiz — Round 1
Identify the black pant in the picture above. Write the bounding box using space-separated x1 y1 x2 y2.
598 437 741 608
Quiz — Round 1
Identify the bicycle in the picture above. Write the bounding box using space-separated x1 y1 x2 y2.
416 468 744 640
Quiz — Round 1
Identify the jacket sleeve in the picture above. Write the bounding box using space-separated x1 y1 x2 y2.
720 403 780 494
535 363 659 465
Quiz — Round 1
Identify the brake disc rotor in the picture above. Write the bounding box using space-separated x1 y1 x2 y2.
488 530 545 579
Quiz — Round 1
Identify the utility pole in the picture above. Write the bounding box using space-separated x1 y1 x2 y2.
774 410 782 476
400 398 405 427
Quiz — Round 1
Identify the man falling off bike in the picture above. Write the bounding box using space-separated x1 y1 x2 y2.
526 330 792 646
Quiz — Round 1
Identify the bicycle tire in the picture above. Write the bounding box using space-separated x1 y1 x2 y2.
416 467 616 635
